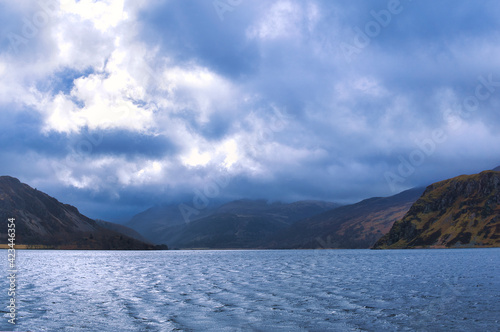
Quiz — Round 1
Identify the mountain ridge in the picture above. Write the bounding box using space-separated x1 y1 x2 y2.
267 187 425 249
126 199 342 247
126 188 425 249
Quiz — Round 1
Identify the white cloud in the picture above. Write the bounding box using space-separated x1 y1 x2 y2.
181 148 212 167
1 0 240 136
158 65 237 123
60 0 127 32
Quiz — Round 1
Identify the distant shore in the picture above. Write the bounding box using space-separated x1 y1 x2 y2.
1 245 498 250
0 244 168 250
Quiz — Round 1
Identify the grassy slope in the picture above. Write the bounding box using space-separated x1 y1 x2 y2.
375 171 500 248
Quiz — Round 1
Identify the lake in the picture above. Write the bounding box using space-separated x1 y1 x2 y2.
1 249 499 331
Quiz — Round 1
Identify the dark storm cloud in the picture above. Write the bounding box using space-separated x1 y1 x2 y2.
137 0 260 79
1 0 500 221
0 108 68 157
83 130 178 160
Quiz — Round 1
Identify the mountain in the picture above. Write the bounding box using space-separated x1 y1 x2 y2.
0 176 162 249
374 170 500 249
126 199 341 248
171 200 341 248
267 187 425 249
127 189 423 249
126 202 219 246
95 219 151 243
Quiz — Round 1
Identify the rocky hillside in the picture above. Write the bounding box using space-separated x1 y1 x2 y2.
267 187 424 249
0 176 162 249
374 170 500 248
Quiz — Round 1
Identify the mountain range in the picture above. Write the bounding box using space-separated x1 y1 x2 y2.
123 188 426 249
1 167 499 250
126 200 341 248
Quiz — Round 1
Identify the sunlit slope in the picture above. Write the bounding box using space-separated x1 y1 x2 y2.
374 170 500 248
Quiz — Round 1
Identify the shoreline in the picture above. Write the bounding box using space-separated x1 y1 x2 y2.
0 245 498 251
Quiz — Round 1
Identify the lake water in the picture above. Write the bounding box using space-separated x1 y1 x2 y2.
0 249 498 331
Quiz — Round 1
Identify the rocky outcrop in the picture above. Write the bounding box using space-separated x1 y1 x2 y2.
374 170 500 248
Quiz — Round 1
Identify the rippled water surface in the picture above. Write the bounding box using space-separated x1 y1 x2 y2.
1 249 499 331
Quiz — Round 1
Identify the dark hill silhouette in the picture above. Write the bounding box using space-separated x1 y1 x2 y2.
0 176 161 249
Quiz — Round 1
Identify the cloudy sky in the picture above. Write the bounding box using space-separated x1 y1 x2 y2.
1 0 500 222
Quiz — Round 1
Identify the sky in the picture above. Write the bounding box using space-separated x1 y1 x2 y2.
1 0 500 222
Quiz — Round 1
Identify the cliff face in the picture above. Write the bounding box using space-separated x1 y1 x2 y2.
374 171 500 248
0 176 158 249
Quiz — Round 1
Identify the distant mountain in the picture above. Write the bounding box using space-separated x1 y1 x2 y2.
0 176 161 249
126 199 341 248
127 188 424 249
374 170 500 249
172 200 341 248
493 165 500 172
95 219 151 243
267 187 425 249
126 202 219 246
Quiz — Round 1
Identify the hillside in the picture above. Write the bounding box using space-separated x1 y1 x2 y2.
0 176 162 250
127 199 341 247
126 202 218 246
374 170 500 248
127 189 425 249
95 219 152 243
267 187 425 249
